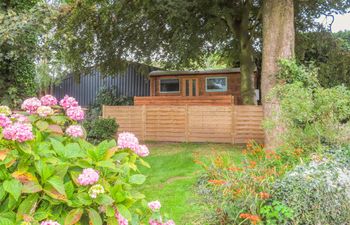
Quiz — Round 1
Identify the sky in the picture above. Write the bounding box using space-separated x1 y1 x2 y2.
318 13 350 32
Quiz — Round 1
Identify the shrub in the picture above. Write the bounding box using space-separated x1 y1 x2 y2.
267 60 350 153
0 95 174 225
87 87 133 120
195 142 303 224
273 147 350 225
84 118 119 144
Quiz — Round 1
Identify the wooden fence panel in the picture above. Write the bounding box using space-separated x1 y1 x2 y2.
144 106 187 142
103 104 265 144
102 105 145 140
187 106 233 143
234 106 264 143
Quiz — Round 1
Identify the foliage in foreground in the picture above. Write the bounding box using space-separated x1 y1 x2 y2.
0 95 174 225
273 147 350 224
195 142 301 224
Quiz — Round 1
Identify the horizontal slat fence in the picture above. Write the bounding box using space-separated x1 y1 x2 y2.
102 105 264 144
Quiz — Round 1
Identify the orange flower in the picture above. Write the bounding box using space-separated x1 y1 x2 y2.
227 166 242 172
248 161 257 168
208 179 226 185
239 213 261 225
293 148 303 156
259 192 270 199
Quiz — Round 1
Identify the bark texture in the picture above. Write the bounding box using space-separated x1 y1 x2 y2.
261 0 295 148
239 5 257 105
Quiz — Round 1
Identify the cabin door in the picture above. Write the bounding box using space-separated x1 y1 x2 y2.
183 78 199 97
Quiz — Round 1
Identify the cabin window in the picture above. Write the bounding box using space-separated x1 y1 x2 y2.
206 77 228 92
160 79 180 93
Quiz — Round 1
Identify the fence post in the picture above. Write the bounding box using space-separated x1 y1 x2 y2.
102 105 105 118
231 104 236 144
185 105 189 142
142 105 146 142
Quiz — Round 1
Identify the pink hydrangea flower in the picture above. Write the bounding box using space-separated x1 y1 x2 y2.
66 125 84 138
40 95 58 106
149 219 162 225
2 122 34 142
164 220 176 225
59 95 78 110
10 113 29 123
148 200 161 212
115 210 128 225
66 106 84 121
40 220 60 225
21 97 41 114
118 132 139 151
37 106 54 117
136 145 150 157
77 168 99 186
0 114 11 128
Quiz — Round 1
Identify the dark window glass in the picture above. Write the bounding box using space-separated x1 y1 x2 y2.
160 79 180 92
186 80 190 96
206 77 227 92
192 79 196 96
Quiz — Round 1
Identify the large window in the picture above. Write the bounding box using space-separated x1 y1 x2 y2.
160 79 180 93
206 77 228 92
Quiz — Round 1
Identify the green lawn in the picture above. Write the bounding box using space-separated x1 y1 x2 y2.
139 142 243 225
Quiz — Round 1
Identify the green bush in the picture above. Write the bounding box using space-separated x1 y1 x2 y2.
273 147 350 225
267 60 350 152
84 118 119 145
0 95 174 225
87 87 133 120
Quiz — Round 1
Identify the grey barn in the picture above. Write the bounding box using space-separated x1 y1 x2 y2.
53 65 152 107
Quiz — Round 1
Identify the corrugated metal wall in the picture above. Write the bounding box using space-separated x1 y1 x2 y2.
53 65 151 107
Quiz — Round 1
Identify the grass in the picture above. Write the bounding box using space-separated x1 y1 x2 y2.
139 142 243 225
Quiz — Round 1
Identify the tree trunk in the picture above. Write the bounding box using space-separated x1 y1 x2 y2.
239 5 256 105
261 0 295 148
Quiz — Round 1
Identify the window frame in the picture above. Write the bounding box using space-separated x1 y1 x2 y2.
159 78 180 93
205 76 228 92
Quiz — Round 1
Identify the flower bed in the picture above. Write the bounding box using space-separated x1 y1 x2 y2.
0 95 174 225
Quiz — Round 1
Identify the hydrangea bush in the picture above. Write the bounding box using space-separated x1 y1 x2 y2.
0 95 174 225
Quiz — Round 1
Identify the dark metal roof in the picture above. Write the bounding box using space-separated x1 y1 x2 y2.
149 68 242 76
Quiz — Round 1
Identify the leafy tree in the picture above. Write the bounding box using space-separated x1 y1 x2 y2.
296 30 350 88
0 1 55 107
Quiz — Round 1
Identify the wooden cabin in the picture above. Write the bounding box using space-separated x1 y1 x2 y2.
147 68 255 105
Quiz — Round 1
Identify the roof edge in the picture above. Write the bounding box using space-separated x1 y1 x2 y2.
149 68 244 76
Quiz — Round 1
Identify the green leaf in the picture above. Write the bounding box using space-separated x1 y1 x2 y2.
3 179 22 201
87 208 102 225
95 194 114 206
50 138 65 157
64 143 86 158
64 208 83 225
47 176 66 195
51 115 67 125
64 181 74 199
17 142 32 154
116 204 132 221
0 217 14 225
35 161 54 183
16 193 39 221
76 192 92 206
129 174 146 185
35 120 49 131
138 158 151 168
96 160 117 170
